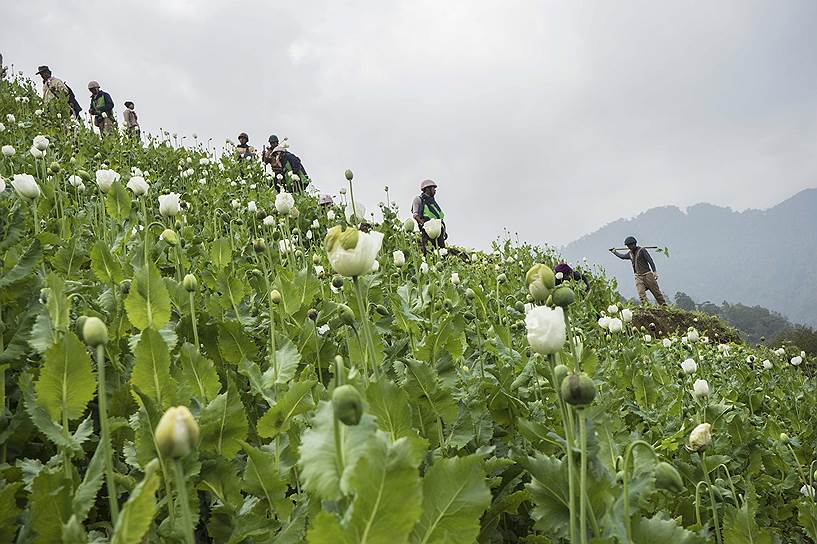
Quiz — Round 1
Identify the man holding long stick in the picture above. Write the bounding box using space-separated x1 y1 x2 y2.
609 236 667 305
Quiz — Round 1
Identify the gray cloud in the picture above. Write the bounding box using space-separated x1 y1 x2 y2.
4 0 816 249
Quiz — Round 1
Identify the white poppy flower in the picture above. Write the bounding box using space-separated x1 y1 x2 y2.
790 356 802 366
29 146 44 159
393 250 406 267
451 272 460 284
525 306 567 355
424 218 443 240
247 200 257 213
126 176 150 196
324 226 384 277
11 174 41 199
607 304 619 314
263 215 275 226
32 135 50 151
275 192 295 214
608 317 623 333
681 358 697 374
688 423 711 451
692 379 710 399
762 359 772 370
621 308 633 323
662 338 672 348
158 193 181 217
1 145 14 156
95 169 120 193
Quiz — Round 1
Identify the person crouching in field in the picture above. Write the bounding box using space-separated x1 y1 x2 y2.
609 236 667 305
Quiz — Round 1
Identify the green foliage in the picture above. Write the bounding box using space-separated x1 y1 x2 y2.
410 455 491 544
124 263 171 331
198 381 249 458
34 330 96 421
111 460 161 544
0 74 813 542
130 327 174 408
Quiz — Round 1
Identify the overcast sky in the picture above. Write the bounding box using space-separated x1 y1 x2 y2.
3 0 816 249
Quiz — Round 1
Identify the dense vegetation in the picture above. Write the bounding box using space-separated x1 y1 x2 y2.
1 72 816 543
674 291 817 351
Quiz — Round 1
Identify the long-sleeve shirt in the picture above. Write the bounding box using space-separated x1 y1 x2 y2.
42 76 68 104
613 247 656 275
123 109 139 129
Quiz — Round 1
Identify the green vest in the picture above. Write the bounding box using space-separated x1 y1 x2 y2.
421 196 444 220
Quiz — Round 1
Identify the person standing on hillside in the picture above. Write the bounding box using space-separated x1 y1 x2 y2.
88 81 116 137
609 236 667 305
36 66 82 118
268 144 309 192
412 179 447 255
123 101 140 139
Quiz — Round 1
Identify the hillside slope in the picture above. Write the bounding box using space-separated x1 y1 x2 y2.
563 189 817 327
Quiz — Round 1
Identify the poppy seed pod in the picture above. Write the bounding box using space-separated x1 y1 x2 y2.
307 308 319 321
155 406 199 458
552 285 576 307
331 275 345 289
332 384 363 425
183 273 198 292
560 373 596 407
82 316 108 347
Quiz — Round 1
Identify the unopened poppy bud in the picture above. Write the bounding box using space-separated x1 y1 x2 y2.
270 290 282 304
332 384 363 425
312 254 321 265
655 462 685 493
183 273 198 292
160 229 179 246
120 279 131 295
82 316 108 347
338 303 356 326
345 169 354 181
779 432 789 444
253 238 266 252
49 161 61 174
155 406 199 458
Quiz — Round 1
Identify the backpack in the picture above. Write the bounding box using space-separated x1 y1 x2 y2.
65 84 82 117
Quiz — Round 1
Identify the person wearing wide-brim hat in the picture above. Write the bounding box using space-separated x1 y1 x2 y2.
610 236 667 305
412 179 448 255
36 65 82 118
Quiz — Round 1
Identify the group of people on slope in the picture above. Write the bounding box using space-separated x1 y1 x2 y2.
235 133 309 193
28 65 666 307
35 65 140 139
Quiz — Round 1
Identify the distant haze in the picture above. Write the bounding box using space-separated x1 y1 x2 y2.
3 1 817 249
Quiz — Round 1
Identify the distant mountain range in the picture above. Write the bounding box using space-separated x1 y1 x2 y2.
562 188 817 327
